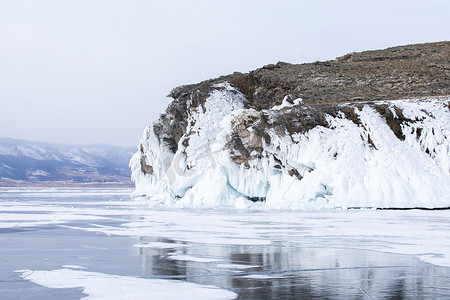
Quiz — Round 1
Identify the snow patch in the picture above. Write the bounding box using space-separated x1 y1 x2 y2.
18 268 237 300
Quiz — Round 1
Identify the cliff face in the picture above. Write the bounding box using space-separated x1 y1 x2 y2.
131 42 450 209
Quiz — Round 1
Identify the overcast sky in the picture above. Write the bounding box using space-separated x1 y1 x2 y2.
0 0 449 147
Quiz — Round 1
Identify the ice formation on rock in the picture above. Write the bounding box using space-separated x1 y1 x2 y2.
130 87 449 209
130 42 450 209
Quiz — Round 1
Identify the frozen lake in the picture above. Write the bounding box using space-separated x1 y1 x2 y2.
1 188 449 299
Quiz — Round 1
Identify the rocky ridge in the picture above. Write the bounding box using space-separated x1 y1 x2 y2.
131 42 450 209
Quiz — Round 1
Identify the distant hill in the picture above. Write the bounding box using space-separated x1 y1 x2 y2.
0 137 135 187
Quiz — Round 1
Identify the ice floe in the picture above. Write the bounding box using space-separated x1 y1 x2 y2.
18 268 237 300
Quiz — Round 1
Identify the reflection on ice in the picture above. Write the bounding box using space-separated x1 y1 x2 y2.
216 264 259 270
73 208 450 267
135 237 450 299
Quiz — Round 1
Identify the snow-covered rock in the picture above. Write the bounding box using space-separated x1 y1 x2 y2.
131 42 450 209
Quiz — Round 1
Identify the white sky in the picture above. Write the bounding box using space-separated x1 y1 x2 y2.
0 0 449 147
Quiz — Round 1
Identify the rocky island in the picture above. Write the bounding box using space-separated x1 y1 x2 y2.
130 42 450 209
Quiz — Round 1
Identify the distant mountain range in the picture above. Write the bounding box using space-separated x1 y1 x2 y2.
0 137 135 187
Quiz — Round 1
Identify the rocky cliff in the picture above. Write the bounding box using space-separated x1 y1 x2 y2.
131 42 450 209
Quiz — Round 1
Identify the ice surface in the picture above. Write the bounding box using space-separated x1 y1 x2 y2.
18 268 237 300
2 188 450 299
2 188 450 268
70 208 450 267
131 93 450 209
